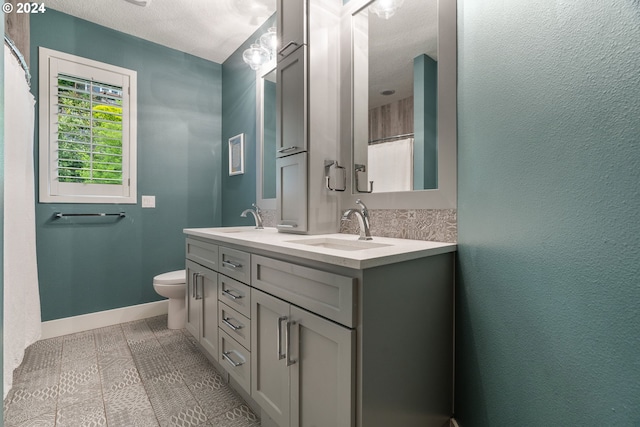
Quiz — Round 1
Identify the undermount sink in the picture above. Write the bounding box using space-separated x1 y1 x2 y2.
286 237 392 252
216 227 259 233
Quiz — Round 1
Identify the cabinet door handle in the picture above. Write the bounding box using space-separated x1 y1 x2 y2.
222 317 244 331
286 320 297 367
191 273 196 299
192 272 201 299
222 351 245 367
278 41 298 56
196 274 203 300
277 145 299 154
277 316 288 360
221 288 242 300
222 260 242 269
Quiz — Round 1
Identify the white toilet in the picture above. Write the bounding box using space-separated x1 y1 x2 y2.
153 269 186 329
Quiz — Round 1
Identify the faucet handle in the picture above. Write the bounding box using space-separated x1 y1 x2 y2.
355 199 369 214
252 203 262 214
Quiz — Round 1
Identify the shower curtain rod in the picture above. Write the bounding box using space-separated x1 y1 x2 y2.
4 34 31 86
368 132 415 145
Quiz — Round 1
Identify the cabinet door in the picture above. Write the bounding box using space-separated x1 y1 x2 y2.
276 152 308 233
186 260 219 360
277 0 306 59
199 267 218 360
276 47 307 157
290 306 355 427
185 260 201 339
251 289 291 427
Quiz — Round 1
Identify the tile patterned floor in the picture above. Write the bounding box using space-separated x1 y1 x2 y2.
3 315 261 427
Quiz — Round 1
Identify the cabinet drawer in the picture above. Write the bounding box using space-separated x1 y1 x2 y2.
219 330 251 395
218 303 251 351
252 255 357 328
218 275 251 318
219 246 251 284
186 238 219 271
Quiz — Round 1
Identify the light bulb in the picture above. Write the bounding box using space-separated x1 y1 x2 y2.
369 0 405 19
242 43 270 71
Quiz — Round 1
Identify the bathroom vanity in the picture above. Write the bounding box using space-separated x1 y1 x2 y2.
184 227 455 427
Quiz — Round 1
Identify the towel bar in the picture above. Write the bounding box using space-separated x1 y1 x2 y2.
54 212 126 219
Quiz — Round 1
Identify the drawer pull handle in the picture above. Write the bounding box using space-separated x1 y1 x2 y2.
222 317 244 331
286 320 297 367
277 145 299 154
276 223 298 229
222 351 245 367
278 41 299 56
277 316 287 360
221 288 243 300
222 260 242 269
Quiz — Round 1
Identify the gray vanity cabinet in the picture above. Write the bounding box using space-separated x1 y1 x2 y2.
184 231 455 427
185 259 219 361
276 152 308 232
275 0 341 235
275 36 308 231
251 288 355 427
276 47 307 158
277 0 306 59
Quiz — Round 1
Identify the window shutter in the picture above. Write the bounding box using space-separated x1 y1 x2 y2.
56 74 124 185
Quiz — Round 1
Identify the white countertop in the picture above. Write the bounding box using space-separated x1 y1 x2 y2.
183 227 457 270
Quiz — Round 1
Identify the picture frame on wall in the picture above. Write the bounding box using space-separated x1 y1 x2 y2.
229 133 245 176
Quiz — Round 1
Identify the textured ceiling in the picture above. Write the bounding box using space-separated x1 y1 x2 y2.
42 0 277 64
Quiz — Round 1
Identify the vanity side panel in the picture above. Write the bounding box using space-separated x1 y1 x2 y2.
359 253 454 427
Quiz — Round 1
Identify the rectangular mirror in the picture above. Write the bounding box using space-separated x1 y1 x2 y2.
341 0 457 209
353 0 438 193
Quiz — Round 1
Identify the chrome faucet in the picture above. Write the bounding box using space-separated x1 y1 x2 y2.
240 203 264 229
341 199 372 240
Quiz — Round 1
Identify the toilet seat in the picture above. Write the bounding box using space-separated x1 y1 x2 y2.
153 269 185 285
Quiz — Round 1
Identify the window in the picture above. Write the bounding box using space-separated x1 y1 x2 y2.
39 48 137 203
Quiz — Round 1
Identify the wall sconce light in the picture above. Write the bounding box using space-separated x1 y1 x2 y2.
369 0 405 19
243 27 277 71
243 43 270 70
259 27 277 57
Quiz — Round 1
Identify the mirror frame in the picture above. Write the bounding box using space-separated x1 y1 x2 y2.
339 0 457 209
256 61 277 210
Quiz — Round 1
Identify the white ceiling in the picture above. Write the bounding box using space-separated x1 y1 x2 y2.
368 0 438 108
42 0 277 64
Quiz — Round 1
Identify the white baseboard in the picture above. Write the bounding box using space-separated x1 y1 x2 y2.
41 300 168 339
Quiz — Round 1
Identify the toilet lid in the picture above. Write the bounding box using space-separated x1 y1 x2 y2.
154 269 186 285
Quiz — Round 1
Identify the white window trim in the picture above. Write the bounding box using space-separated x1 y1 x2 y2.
39 47 137 204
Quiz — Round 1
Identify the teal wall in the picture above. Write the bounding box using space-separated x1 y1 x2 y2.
456 1 640 425
31 10 222 321
221 14 276 226
413 54 437 190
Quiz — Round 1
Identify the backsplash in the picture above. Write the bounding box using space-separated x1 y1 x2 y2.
261 209 457 243
261 209 277 228
340 209 457 243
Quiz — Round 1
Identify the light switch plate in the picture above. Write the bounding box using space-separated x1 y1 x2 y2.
141 195 156 208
